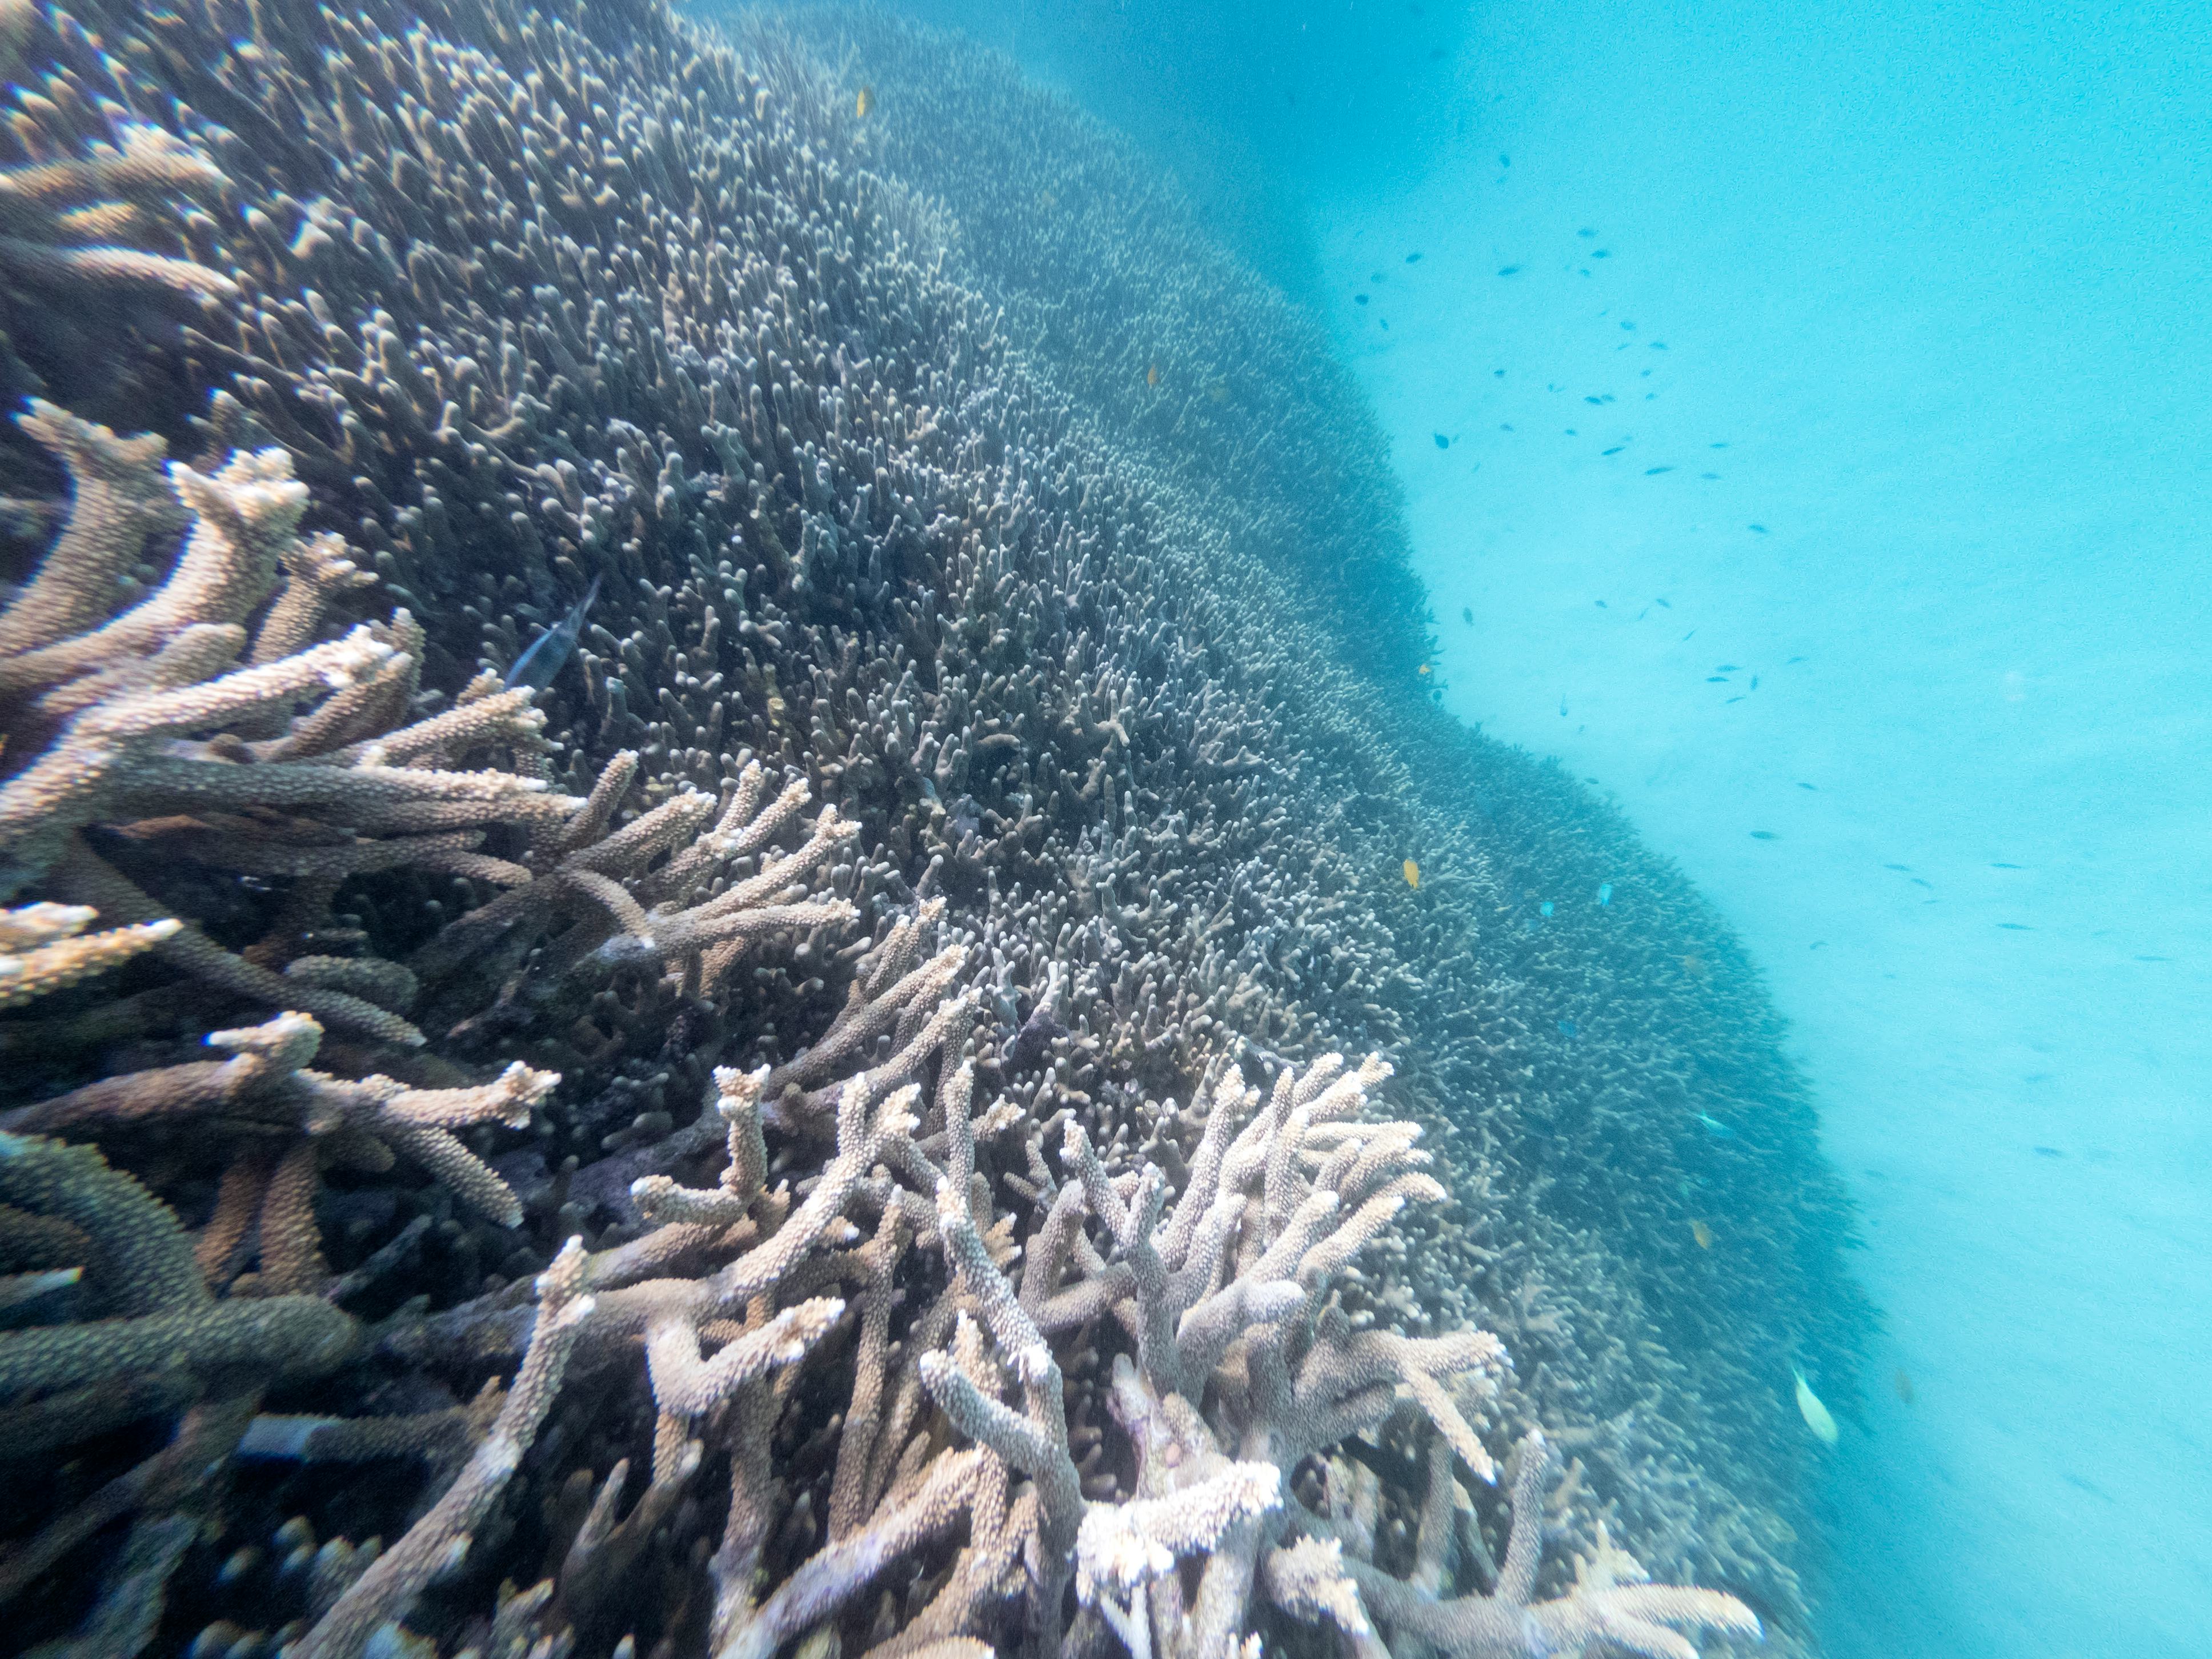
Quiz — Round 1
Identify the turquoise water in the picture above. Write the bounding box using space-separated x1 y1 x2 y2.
872 1 2212 1653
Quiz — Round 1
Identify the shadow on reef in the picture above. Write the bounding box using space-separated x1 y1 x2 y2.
0 0 1867 1654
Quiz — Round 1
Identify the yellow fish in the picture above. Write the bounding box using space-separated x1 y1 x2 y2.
1402 859 1420 889
1146 362 1160 388
1417 663 1431 676
1690 1219 1713 1249
855 86 874 118
1793 1368 1839 1445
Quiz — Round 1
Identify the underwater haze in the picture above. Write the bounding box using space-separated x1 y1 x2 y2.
0 0 2198 1650
888 0 2212 1655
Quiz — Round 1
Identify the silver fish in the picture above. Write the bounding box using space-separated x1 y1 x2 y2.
505 575 601 692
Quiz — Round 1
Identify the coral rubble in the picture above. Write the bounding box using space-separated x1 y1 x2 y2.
0 0 1866 1654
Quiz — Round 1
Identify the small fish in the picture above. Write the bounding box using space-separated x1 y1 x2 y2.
505 575 601 692
1003 1005 1066 1073
1991 861 2022 869
2033 1145 2065 1158
1694 1111 1735 1139
1893 1368 1916 1405
1750 830 1777 840
1749 523 1769 534
1644 465 1674 475
1798 782 1817 790
1655 597 1672 610
1417 663 1431 675
1705 676 1730 683
1997 921 2033 931
1498 153 1510 167
1601 445 1625 455
1462 606 1474 624
1794 1369 1840 1445
1434 432 1450 449
1539 901 1554 917
1594 599 1607 608
1597 883 1612 906
1498 265 1522 276
1750 675 1760 690
1403 859 1420 889
1355 294 1370 305
1716 664 1740 671
1147 362 1160 387
855 85 874 118
1690 1220 1713 1249
1405 251 1422 263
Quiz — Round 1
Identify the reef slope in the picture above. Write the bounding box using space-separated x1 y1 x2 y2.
0 1 1866 1654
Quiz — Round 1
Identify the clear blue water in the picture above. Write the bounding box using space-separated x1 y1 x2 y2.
873 1 2212 1652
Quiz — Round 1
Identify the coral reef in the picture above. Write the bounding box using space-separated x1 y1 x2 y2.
0 0 1866 1654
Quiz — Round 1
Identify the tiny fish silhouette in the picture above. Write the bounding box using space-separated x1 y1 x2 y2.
1498 265 1522 276
1462 606 1473 624
1794 1369 1840 1445
1645 465 1674 475
1147 363 1159 387
855 86 874 118
1749 830 1777 840
1405 251 1423 262
1355 294 1369 305
1656 597 1671 608
506 575 600 692
1434 432 1450 448
1694 1111 1734 1138
1690 1219 1713 1249
1403 859 1420 889
1749 523 1769 534
1893 1368 1916 1405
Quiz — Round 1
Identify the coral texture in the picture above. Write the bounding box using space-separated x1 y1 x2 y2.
0 0 1865 1655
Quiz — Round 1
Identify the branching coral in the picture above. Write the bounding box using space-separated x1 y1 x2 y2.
0 399 576 1042
0 0 1862 1652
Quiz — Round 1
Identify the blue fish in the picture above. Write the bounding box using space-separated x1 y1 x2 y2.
1694 1111 1736 1139
506 575 602 692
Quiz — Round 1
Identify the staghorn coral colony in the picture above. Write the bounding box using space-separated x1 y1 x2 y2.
0 0 1869 1656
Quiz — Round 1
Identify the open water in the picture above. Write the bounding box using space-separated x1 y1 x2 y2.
871 1 2212 1653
